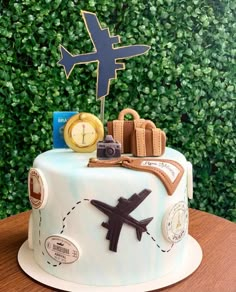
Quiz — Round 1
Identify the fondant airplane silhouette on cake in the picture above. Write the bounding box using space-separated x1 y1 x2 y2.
58 10 150 99
91 189 153 252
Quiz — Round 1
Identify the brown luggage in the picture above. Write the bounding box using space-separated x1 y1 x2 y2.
131 120 166 157
107 108 144 153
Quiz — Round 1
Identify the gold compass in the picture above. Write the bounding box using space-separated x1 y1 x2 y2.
64 112 104 153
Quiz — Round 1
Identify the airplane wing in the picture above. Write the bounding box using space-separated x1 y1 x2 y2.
82 11 101 47
117 189 151 214
91 200 124 252
96 61 124 99
82 11 120 51
103 218 123 252
96 62 110 99
114 45 150 59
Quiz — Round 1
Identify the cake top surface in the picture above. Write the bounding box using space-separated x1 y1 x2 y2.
35 147 186 169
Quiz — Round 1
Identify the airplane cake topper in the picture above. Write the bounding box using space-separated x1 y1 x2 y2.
58 10 150 121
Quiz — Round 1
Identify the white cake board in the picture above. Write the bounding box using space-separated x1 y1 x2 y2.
18 235 202 291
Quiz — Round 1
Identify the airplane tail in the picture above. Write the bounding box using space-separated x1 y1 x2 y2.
58 46 75 78
136 217 153 241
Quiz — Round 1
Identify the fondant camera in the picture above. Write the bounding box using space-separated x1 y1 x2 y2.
97 135 121 159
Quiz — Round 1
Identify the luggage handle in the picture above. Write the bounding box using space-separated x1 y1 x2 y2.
118 108 140 120
140 120 156 129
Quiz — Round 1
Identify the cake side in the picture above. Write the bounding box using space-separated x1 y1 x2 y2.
28 147 190 286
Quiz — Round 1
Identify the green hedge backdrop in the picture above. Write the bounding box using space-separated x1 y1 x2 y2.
0 0 235 221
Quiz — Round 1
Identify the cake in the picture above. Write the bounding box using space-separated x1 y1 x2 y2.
27 134 193 286
22 9 196 288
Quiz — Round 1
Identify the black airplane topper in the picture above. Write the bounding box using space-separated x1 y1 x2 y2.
91 189 153 252
58 10 150 99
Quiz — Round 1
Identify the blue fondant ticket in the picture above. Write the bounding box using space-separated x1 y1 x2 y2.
53 111 78 148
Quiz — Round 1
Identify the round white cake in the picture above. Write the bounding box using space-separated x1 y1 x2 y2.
28 147 192 286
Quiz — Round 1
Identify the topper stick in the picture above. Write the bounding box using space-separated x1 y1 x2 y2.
100 96 105 125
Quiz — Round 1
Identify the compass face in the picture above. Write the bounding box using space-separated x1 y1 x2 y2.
64 112 104 153
162 201 188 243
71 122 97 147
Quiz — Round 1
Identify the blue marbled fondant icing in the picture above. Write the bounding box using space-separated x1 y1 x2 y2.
30 148 189 286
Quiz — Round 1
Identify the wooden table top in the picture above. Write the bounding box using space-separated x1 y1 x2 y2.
0 209 235 292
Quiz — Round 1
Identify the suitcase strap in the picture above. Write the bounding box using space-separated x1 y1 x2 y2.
113 120 124 152
135 128 163 157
